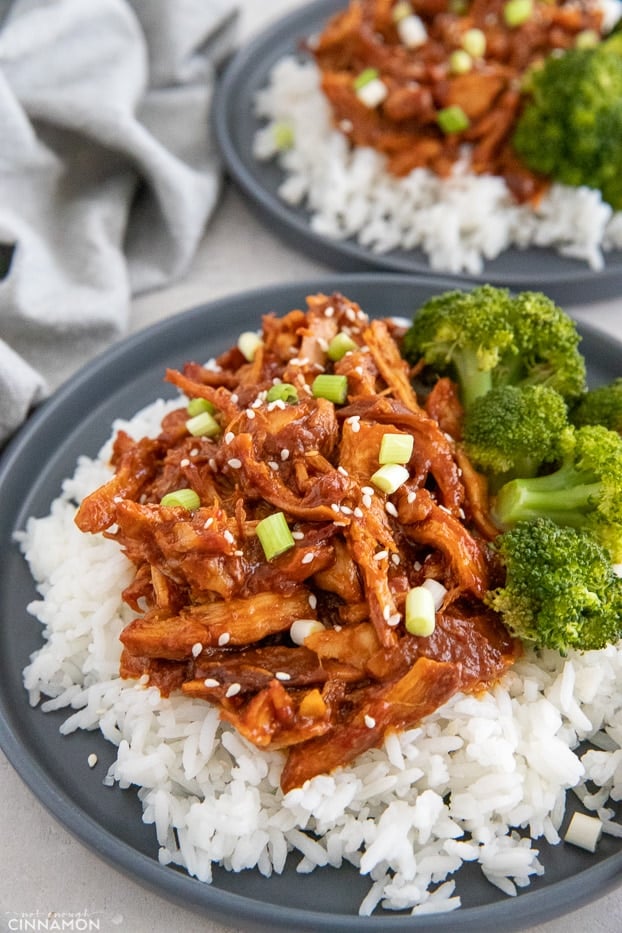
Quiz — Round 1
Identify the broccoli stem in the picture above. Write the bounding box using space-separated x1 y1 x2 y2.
493 464 601 528
454 351 494 409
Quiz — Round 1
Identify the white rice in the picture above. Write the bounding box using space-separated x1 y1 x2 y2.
17 397 622 916
252 54 622 275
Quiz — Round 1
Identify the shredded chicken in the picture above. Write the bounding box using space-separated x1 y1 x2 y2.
76 292 520 790
311 0 605 203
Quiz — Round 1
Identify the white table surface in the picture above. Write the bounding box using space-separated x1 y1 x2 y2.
2 2 622 931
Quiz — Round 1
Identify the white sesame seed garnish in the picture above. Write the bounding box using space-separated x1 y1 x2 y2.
139 673 150 685
180 458 190 467
364 715 376 729
204 517 214 529
269 461 280 471
225 683 241 698
361 486 374 496
230 394 239 405
340 505 353 515
208 458 217 471
204 678 220 688
337 466 349 476
374 550 389 561
227 458 242 469
407 491 416 504
387 613 401 627
301 553 314 565
351 421 360 433
385 502 398 517
275 671 291 681
331 503 341 513
224 529 235 544
324 305 335 317
392 553 401 565
190 448 199 457
362 494 372 509
308 594 318 609
87 753 98 768
234 549 244 556
281 448 290 461
353 507 364 518
191 642 203 658
292 531 305 540
246 408 256 419
218 632 231 646
224 431 235 445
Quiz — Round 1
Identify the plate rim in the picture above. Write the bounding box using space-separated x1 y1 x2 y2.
1 272 622 931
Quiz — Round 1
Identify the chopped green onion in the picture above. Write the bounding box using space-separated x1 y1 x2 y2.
312 374 348 404
327 331 358 361
256 511 295 561
238 331 263 362
266 382 299 404
272 120 295 150
186 410 220 438
397 13 427 48
392 1 412 23
564 811 603 852
186 397 216 417
449 0 468 11
353 68 379 91
404 586 436 636
575 29 599 49
379 433 414 465
370 463 409 494
503 0 533 27
437 105 470 134
449 49 472 75
160 488 201 510
462 27 486 58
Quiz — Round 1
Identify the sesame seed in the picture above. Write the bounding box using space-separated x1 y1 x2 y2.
275 671 291 681
351 421 360 433
281 448 290 461
191 642 203 658
407 491 416 504
353 507 364 518
204 517 214 529
252 396 264 408
318 338 329 352
190 448 199 457
340 505 353 515
269 461 280 471
87 753 98 768
230 394 239 404
374 550 388 561
301 553 314 565
387 613 401 627
225 683 241 698
362 494 372 509
224 431 235 444
391 553 401 565
292 531 305 540
204 677 220 688
331 503 341 513
234 549 244 556
208 458 217 471
324 305 335 317
361 486 374 496
224 529 235 544
218 632 231 646
180 458 190 467
364 715 376 729
227 458 242 469
385 502 398 517
139 673 150 685
308 594 318 609
383 605 392 621
246 408 256 419
337 466 349 476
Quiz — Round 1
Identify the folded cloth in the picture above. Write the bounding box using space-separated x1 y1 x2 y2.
0 0 238 445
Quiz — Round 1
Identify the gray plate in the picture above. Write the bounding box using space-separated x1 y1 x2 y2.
1 275 621 932
213 0 622 305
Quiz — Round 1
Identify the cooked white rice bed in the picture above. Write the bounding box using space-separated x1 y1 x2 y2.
18 397 622 916
252 56 622 275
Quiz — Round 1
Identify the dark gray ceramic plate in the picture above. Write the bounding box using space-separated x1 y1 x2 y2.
0 275 621 932
213 0 622 305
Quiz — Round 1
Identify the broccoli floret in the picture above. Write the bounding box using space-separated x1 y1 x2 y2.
492 424 622 561
463 384 569 485
402 286 585 410
487 518 622 653
512 32 622 210
571 378 622 433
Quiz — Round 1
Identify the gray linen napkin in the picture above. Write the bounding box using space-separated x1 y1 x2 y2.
0 0 238 444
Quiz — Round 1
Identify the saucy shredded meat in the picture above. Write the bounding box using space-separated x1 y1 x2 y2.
310 0 605 203
76 293 520 791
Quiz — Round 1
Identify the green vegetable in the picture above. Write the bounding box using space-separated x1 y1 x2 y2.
238 331 263 362
512 31 622 210
401 285 585 411
371 463 410 493
187 397 216 417
312 373 348 404
256 511 295 560
327 332 358 361
437 105 470 133
449 49 472 75
463 384 569 485
379 432 414 465
486 518 622 652
503 0 533 28
272 121 295 151
353 68 380 90
186 410 220 438
571 378 622 434
405 586 436 636
492 424 622 561
462 28 486 58
160 488 201 510
266 382 299 404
